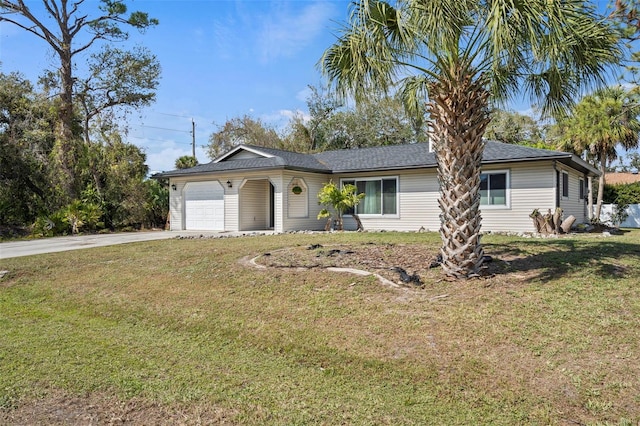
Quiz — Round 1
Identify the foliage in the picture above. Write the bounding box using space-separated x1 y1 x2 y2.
0 72 165 234
143 179 169 228
210 88 430 158
318 95 428 150
609 0 640 87
76 45 161 143
603 182 640 225
610 203 631 225
31 210 69 237
207 115 283 159
552 86 640 220
0 0 158 198
62 199 104 234
84 130 151 229
32 199 103 236
174 155 198 169
0 72 56 225
294 85 342 151
485 110 544 146
631 152 640 171
321 0 620 278
604 182 640 204
317 181 364 230
283 86 428 152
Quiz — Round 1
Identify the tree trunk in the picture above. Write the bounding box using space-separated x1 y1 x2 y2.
594 156 606 221
427 69 491 279
561 215 576 233
52 39 80 201
553 207 563 234
352 213 364 231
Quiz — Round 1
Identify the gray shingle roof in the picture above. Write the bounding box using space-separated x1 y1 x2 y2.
314 143 435 172
153 140 599 178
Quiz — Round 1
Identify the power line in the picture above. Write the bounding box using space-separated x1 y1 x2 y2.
130 135 192 145
136 111 198 159
133 124 191 133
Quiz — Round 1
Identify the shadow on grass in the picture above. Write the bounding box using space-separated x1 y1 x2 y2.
483 237 640 283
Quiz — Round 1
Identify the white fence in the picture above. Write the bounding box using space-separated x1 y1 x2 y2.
600 204 640 228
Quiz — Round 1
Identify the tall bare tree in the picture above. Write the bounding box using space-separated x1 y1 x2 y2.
0 0 158 197
321 0 620 278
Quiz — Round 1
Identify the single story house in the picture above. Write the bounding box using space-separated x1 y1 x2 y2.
153 141 599 234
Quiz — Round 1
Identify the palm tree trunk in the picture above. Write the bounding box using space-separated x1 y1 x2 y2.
594 156 606 221
427 70 491 279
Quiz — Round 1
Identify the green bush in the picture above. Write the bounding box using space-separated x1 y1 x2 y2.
32 210 69 237
32 200 104 237
603 182 640 204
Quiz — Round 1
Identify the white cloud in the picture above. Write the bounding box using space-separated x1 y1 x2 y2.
257 2 336 63
145 143 210 174
279 108 309 122
257 109 308 131
296 86 313 103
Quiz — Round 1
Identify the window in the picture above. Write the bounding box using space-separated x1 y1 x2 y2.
562 171 569 199
579 177 585 200
480 171 509 207
342 177 398 216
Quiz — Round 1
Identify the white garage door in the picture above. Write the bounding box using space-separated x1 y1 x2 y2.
184 181 224 230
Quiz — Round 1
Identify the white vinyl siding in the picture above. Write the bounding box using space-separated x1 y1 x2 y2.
169 158 591 234
558 166 588 222
226 150 263 160
282 172 330 231
287 178 308 219
339 169 440 232
481 162 556 232
169 179 185 231
239 179 270 231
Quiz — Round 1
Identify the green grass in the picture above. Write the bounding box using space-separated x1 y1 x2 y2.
1 230 639 424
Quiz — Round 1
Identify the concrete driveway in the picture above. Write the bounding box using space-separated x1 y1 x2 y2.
0 230 275 260
0 231 182 260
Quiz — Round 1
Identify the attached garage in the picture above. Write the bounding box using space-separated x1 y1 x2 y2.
184 181 224 230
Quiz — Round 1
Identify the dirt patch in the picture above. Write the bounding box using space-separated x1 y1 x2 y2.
253 242 537 287
0 390 239 426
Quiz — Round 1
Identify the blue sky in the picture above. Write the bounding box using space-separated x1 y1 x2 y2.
1 0 635 173
1 0 351 173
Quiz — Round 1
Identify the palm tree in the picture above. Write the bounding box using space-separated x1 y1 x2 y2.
321 0 620 278
555 86 640 221
175 155 198 170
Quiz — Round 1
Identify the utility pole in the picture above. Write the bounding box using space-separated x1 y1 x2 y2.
191 118 196 159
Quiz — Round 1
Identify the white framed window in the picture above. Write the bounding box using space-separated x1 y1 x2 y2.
480 170 510 208
562 171 569 199
341 177 398 216
579 177 585 200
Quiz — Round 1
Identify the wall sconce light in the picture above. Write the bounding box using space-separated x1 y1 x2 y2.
171 184 177 191
226 180 232 188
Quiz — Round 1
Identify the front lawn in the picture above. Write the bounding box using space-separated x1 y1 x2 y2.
1 230 639 425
